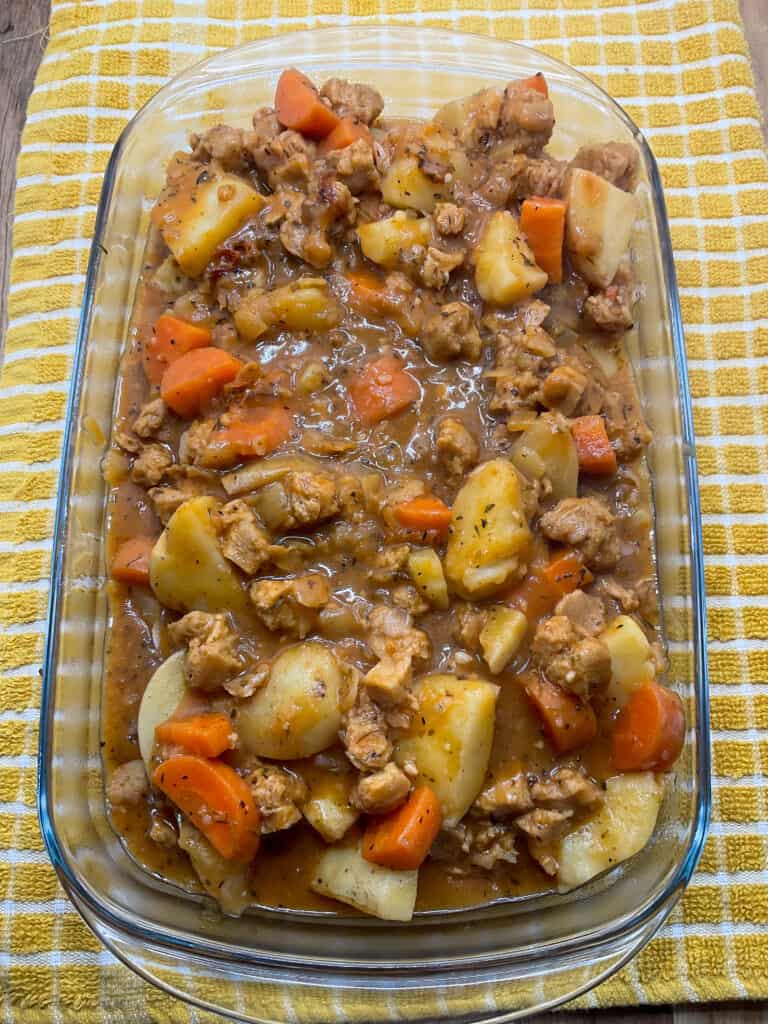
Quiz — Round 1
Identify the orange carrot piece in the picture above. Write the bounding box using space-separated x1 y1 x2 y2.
204 406 293 468
571 415 617 477
508 549 593 621
155 713 236 759
275 68 340 139
319 117 372 155
111 537 155 586
519 72 548 97
142 314 212 387
153 755 260 862
346 270 390 314
519 196 567 284
160 347 244 419
611 681 686 772
349 354 420 426
394 496 452 539
523 674 598 754
362 785 442 870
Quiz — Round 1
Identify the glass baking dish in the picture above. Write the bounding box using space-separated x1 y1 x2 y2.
38 26 710 1022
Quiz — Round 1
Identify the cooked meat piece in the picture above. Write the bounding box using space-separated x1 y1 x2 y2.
131 443 174 487
342 690 393 771
108 760 148 806
244 762 308 833
367 604 431 663
554 589 607 637
539 496 620 571
476 772 533 816
585 263 636 333
148 486 190 524
213 500 274 575
598 576 640 613
515 806 572 844
133 398 169 439
530 767 603 814
179 419 215 465
284 471 340 528
436 416 478 480
449 88 502 151
499 78 555 154
325 137 379 194
302 430 357 457
352 762 411 813
480 154 566 206
168 611 243 691
487 302 558 417
571 142 638 191
540 364 588 416
454 603 486 651
391 583 429 617
190 124 249 172
433 202 466 236
247 127 315 190
363 652 413 706
249 573 330 638
601 388 652 461
441 820 518 869
421 302 482 362
531 614 611 697
420 246 465 289
371 544 411 585
148 465 219 524
320 78 384 124
148 817 178 848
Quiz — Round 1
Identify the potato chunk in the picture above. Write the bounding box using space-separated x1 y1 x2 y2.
300 758 359 843
444 458 531 599
137 651 186 768
566 168 637 288
394 674 499 826
150 496 249 615
600 614 655 705
238 642 348 759
311 842 418 921
407 548 449 610
479 606 527 674
381 156 446 213
234 279 341 342
151 163 265 277
510 413 579 502
557 772 664 891
474 210 548 305
357 212 432 268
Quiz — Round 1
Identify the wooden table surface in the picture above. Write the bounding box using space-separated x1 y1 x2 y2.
1 0 766 1021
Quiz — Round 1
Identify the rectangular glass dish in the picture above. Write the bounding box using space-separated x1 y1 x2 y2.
38 27 710 1023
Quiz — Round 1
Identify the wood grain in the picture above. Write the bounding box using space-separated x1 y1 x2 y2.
0 0 767 1020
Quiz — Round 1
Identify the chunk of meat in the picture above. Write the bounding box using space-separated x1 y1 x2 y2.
278 179 355 268
436 416 479 481
244 762 308 833
391 583 429 617
363 652 413 707
439 820 518 869
108 760 148 806
515 806 572 844
539 496 619 571
421 302 482 363
476 772 533 816
320 78 384 125
190 124 249 172
283 470 341 529
486 301 559 418
371 544 410 585
499 80 555 154
540 363 588 416
367 604 431 664
585 262 636 333
554 589 607 637
148 817 178 848
179 419 215 465
598 576 640 613
448 88 502 151
212 500 274 575
571 142 638 191
246 126 316 190
324 137 379 195
148 465 219 525
433 202 466 236
168 611 243 691
481 154 567 206
250 574 330 638
530 767 603 814
453 603 486 652
131 443 174 487
531 614 611 698
341 690 393 772
352 762 411 813
420 246 465 289
601 388 653 461
133 398 169 439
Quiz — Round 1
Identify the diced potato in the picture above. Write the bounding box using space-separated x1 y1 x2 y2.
407 548 449 610
238 642 349 759
152 255 189 296
137 651 186 769
479 606 527 674
381 156 447 213
357 212 432 268
178 821 252 917
557 772 664 891
444 458 532 599
600 615 655 704
221 455 321 497
295 359 328 396
311 842 418 921
300 760 359 842
510 413 578 502
394 674 499 826
566 168 637 288
151 164 265 277
433 88 501 138
150 496 249 615
474 210 548 306
234 279 341 342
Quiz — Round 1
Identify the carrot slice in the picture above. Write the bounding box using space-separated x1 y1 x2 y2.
142 314 212 387
111 537 155 585
362 785 442 870
519 72 548 97
349 354 420 426
611 680 686 772
319 117 372 155
519 197 567 284
523 674 598 754
508 549 593 622
394 496 452 539
571 415 617 476
275 68 340 139
152 755 260 862
203 406 293 469
160 347 244 419
155 713 236 759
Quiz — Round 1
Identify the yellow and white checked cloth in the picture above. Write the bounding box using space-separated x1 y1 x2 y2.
2 0 768 1019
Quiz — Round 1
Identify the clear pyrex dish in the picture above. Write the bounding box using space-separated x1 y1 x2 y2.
38 26 710 1023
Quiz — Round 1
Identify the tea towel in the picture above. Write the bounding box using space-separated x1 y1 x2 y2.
2 0 768 1019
